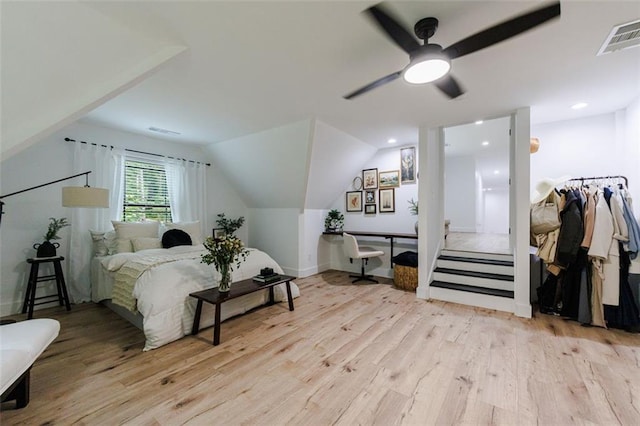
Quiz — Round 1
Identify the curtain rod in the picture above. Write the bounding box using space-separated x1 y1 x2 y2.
64 137 211 167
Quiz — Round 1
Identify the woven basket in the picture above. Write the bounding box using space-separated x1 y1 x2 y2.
394 264 418 291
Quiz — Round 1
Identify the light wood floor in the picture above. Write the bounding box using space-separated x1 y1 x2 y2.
2 271 639 425
445 232 511 255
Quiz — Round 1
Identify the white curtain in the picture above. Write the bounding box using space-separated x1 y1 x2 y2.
68 142 124 302
167 159 207 235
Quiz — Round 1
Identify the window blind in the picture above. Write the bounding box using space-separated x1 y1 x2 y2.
123 160 172 222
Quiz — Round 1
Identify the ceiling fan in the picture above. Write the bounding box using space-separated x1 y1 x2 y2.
344 1 561 100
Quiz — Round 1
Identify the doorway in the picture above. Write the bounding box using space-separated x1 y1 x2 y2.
442 116 511 254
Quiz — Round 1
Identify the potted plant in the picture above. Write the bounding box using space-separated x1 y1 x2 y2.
215 213 245 236
34 217 70 257
324 209 344 232
408 199 418 234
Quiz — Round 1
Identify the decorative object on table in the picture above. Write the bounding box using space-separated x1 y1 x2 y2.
400 147 416 184
379 188 395 213
346 191 363 212
408 198 418 234
379 170 400 188
364 204 377 215
362 168 378 189
324 209 344 232
365 190 376 204
352 176 363 190
214 213 245 236
253 267 280 283
212 228 226 239
201 234 249 292
33 217 69 258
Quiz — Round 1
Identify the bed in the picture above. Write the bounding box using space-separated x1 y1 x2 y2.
90 244 299 351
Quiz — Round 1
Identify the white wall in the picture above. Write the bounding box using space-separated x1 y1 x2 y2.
247 208 300 276
483 189 509 234
205 120 313 209
444 155 476 232
0 121 247 316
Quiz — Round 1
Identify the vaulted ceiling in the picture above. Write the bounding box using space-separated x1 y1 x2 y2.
2 1 639 161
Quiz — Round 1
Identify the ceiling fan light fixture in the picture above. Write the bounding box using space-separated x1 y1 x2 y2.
403 44 450 84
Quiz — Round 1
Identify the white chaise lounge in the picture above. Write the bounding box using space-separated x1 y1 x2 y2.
0 319 60 408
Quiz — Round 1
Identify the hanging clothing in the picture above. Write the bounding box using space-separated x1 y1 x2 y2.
580 189 596 248
620 191 640 259
556 189 584 267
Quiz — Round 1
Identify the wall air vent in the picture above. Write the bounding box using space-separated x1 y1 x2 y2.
148 126 181 135
597 19 640 55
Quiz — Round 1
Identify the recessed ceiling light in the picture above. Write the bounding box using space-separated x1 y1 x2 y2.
388 138 397 144
487 188 493 191
494 170 500 174
482 141 489 146
148 126 181 135
571 102 588 110
475 120 483 125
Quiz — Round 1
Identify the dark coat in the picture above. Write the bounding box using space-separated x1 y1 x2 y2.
556 189 584 267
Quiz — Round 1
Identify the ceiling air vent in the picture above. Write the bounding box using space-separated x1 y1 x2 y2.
597 19 640 55
148 126 181 135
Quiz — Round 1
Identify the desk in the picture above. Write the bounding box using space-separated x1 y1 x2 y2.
323 231 417 268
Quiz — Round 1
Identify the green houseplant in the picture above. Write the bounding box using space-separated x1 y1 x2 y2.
408 199 418 235
34 217 70 257
215 213 245 236
324 209 344 232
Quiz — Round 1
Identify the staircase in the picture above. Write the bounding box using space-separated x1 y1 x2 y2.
429 250 515 313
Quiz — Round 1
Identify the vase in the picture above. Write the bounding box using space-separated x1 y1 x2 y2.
414 221 418 235
33 241 59 258
218 264 232 292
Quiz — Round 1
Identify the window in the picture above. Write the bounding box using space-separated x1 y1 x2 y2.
123 159 172 222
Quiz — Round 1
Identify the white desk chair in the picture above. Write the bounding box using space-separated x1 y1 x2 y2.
343 232 385 283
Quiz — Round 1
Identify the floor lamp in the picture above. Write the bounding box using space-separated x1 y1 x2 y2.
0 171 109 227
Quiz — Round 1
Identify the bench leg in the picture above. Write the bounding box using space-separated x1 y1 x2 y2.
286 282 294 311
1 369 30 409
192 300 203 335
213 302 222 346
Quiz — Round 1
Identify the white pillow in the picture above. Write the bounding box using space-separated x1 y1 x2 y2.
111 220 160 253
89 230 109 256
104 230 117 255
165 221 202 245
132 237 162 252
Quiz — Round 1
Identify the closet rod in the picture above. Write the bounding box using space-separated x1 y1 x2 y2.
565 175 628 187
64 137 211 167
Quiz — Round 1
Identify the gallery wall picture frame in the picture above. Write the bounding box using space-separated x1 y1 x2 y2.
362 168 378 189
364 204 377 215
346 191 363 212
379 188 395 213
400 146 416 184
379 170 400 188
365 190 376 204
212 228 225 239
352 176 363 190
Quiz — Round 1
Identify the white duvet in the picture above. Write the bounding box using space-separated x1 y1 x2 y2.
102 245 299 350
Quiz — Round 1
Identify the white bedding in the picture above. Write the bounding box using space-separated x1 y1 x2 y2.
91 245 299 351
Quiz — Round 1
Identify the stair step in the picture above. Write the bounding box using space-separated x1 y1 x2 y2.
440 250 513 262
438 255 513 267
430 281 514 298
433 267 513 281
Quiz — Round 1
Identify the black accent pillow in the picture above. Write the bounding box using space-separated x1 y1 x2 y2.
162 229 192 248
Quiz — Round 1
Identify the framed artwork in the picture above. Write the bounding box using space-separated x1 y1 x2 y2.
363 168 378 189
212 228 225 239
400 147 416 184
364 204 377 215
352 176 363 190
379 170 400 188
346 191 363 212
365 190 376 204
379 188 395 212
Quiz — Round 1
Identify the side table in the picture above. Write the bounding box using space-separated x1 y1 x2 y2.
23 257 71 319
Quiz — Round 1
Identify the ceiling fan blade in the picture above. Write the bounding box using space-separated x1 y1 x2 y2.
443 1 560 60
434 74 465 99
365 4 420 54
344 71 402 100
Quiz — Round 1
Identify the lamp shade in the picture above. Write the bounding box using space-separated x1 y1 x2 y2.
62 186 109 208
